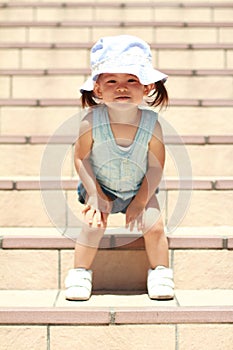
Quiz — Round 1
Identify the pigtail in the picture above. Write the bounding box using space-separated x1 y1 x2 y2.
81 91 98 108
148 80 169 109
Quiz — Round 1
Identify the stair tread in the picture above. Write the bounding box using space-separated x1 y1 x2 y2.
1 177 233 191
1 68 233 76
0 290 232 325
0 42 233 49
1 19 233 27
2 1 233 9
1 135 233 145
1 227 233 250
1 98 233 107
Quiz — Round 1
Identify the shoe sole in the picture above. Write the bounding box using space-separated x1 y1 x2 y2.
65 296 90 301
149 295 175 301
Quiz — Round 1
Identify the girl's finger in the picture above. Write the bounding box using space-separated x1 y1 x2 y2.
84 208 95 226
129 219 135 232
82 204 91 214
95 209 102 227
137 212 144 231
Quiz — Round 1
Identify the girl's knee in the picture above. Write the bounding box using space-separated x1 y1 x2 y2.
143 218 164 236
76 226 105 248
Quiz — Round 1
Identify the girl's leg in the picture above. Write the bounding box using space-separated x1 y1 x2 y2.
142 194 169 269
143 195 174 300
65 225 105 301
74 226 106 269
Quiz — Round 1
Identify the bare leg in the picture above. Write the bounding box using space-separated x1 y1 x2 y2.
74 226 105 269
143 195 169 269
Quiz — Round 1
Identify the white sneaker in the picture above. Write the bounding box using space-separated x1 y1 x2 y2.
147 266 175 300
65 268 93 301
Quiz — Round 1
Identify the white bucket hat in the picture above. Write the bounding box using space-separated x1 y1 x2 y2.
80 35 168 93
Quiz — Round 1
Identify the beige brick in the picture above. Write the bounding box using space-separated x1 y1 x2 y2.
50 325 175 350
176 290 233 307
0 77 10 98
0 249 58 289
123 8 154 21
174 250 233 289
91 27 125 42
167 190 233 227
0 326 47 350
156 28 217 44
0 145 44 176
1 107 79 135
122 27 154 43
154 8 211 21
0 49 20 69
213 9 233 21
166 76 233 99
227 50 233 68
0 8 34 21
179 325 233 350
0 190 66 227
158 49 225 69
28 27 90 43
165 145 233 177
162 107 233 135
219 28 233 43
0 28 26 42
95 8 123 21
36 8 94 21
0 144 72 176
12 76 83 99
0 290 58 307
21 48 89 69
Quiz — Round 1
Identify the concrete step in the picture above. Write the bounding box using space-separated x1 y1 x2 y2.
1 0 233 23
0 42 232 70
0 228 233 290
0 137 232 176
0 177 232 227
1 69 233 100
0 289 233 349
1 98 232 107
0 289 232 350
0 20 232 51
0 105 232 136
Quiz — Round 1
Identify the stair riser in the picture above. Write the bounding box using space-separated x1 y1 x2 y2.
0 144 232 176
0 48 233 70
0 323 233 350
1 106 233 135
0 190 232 227
1 6 233 22
1 75 233 99
0 248 232 290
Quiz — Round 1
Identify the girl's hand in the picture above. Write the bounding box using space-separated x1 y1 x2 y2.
125 199 145 232
82 193 112 228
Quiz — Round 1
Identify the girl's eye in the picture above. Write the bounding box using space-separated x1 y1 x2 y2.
107 80 116 84
128 79 138 83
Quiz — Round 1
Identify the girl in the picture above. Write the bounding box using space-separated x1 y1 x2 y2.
65 35 175 301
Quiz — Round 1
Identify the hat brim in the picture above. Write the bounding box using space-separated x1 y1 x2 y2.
79 67 168 93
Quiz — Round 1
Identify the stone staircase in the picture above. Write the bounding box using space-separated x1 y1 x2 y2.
0 1 233 349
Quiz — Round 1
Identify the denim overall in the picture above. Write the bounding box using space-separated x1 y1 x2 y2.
78 104 158 213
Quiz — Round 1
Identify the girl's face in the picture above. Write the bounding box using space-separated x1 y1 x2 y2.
93 73 153 105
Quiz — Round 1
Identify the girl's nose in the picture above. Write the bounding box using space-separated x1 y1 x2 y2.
116 84 128 92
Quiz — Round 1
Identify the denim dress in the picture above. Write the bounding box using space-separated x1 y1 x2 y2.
88 104 158 201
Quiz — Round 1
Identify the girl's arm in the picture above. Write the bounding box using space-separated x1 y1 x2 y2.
125 121 165 230
74 113 111 227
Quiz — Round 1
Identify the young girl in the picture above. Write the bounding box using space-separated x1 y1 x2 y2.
65 35 175 301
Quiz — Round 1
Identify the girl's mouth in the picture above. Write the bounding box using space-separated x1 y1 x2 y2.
115 96 130 101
